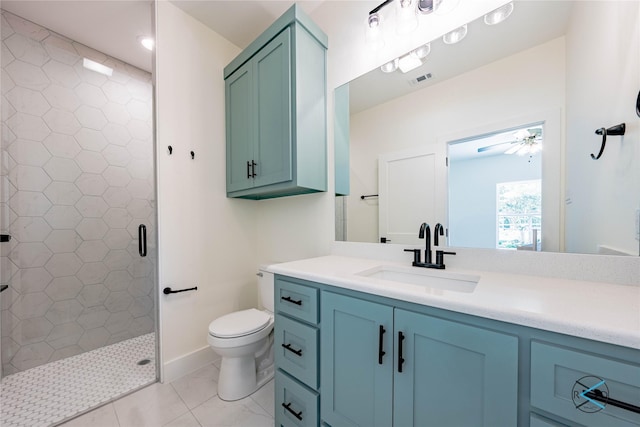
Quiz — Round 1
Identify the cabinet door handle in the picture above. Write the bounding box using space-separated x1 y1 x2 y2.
281 295 302 306
251 160 257 177
378 325 386 365
585 390 640 414
247 161 252 179
138 224 147 257
398 331 405 373
282 402 303 420
281 343 303 357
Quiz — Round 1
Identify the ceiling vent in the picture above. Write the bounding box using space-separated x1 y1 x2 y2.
408 72 434 86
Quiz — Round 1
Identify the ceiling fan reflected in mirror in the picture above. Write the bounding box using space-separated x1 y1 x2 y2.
477 127 543 156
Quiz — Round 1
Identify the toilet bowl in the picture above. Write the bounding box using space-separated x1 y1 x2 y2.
207 269 275 401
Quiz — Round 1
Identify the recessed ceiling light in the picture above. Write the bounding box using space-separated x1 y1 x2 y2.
138 36 154 51
82 58 113 76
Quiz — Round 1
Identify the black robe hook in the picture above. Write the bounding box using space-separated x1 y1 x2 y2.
591 123 625 160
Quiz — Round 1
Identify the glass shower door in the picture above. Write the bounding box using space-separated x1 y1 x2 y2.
0 8 157 376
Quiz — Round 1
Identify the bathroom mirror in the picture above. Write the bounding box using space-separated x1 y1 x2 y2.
336 0 640 256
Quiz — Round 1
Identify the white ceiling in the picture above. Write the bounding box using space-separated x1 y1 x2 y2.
0 0 326 73
1 0 154 72
170 0 325 50
349 1 574 114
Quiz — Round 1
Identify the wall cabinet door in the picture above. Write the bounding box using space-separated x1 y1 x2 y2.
321 292 393 427
225 61 253 193
253 28 292 188
393 309 519 427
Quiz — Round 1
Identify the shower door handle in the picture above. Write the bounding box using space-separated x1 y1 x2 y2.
138 224 147 257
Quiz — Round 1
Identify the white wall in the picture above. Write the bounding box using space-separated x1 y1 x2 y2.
347 38 565 244
155 1 259 381
564 1 640 256
449 153 541 248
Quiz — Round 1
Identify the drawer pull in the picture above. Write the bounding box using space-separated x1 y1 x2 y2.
398 331 405 373
585 390 640 414
281 343 303 357
282 402 303 420
378 325 386 365
281 295 302 306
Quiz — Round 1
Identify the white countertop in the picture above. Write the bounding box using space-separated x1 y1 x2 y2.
267 255 640 350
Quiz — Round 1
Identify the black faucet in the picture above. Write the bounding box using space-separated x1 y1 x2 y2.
405 222 456 269
434 223 444 247
419 222 431 264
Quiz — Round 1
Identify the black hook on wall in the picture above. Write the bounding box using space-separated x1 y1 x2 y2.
168 146 173 155
190 151 195 159
591 123 625 160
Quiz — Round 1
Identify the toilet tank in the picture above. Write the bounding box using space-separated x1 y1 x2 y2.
258 268 274 313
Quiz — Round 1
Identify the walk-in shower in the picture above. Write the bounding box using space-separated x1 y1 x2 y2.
0 6 157 426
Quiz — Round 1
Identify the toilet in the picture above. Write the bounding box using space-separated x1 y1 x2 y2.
207 269 275 401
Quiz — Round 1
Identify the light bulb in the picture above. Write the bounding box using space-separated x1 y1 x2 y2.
380 59 399 73
396 0 418 35
442 24 467 44
366 13 384 50
484 2 514 26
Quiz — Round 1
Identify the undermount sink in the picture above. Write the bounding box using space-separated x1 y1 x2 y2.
356 265 480 293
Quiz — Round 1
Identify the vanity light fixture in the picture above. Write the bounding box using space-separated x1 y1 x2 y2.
82 58 113 76
138 35 155 51
484 2 514 26
442 24 467 44
366 0 445 46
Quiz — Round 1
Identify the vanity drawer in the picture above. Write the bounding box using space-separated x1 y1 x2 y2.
275 277 319 324
531 341 640 426
276 369 319 427
530 413 567 427
275 314 319 389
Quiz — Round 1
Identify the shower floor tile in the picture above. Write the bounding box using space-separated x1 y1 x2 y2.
0 333 156 427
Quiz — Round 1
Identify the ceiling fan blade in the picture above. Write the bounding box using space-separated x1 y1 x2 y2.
477 141 516 153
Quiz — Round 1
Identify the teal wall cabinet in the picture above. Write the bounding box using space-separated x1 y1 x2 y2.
224 5 328 199
321 292 518 427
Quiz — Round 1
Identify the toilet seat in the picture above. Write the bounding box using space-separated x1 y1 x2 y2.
208 308 271 338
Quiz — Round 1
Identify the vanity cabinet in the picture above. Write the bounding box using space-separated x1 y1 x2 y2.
320 291 518 427
224 5 328 199
272 273 640 427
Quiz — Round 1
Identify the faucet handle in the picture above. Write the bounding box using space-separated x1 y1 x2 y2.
404 249 421 265
435 250 456 267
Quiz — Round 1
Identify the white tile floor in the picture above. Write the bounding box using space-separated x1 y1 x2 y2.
59 362 275 427
1 333 156 427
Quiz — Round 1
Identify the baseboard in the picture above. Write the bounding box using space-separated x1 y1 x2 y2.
162 346 219 383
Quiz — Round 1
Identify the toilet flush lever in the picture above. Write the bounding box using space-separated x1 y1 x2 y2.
256 272 263 277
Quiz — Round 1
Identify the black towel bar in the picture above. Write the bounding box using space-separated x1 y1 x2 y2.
163 286 198 295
